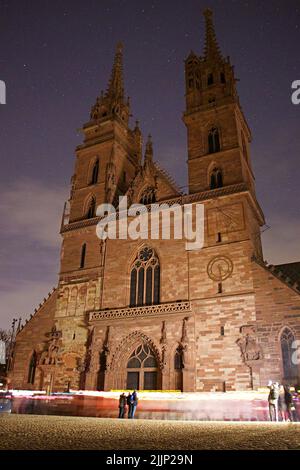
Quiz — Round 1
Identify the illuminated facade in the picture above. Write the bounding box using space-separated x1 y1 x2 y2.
9 10 300 393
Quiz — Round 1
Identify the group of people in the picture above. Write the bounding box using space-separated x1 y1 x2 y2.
118 390 138 419
268 381 296 422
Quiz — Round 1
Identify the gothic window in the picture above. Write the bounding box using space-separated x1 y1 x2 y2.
208 127 220 153
130 247 160 307
127 343 158 390
28 351 37 385
280 328 298 380
220 72 226 84
210 168 223 189
86 197 96 219
80 243 86 268
91 159 99 185
207 73 214 86
139 187 156 205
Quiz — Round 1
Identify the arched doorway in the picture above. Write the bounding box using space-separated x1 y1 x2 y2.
126 343 159 390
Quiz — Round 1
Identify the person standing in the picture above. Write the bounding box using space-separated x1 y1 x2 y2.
284 385 294 422
118 392 127 419
130 390 138 419
127 392 133 418
278 384 287 421
268 381 280 422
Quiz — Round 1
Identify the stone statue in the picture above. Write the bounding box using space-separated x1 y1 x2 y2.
237 326 261 362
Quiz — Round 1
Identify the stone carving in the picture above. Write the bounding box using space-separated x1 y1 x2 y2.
99 326 111 370
207 255 233 281
89 301 191 322
160 321 168 367
39 326 62 365
160 321 167 345
181 317 189 344
176 343 187 369
83 328 94 373
237 325 261 362
109 330 163 371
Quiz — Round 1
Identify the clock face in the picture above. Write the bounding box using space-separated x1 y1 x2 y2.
207 255 233 281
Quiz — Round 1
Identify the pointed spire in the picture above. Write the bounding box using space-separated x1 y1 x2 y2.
105 42 125 102
89 42 130 124
144 134 153 166
203 9 223 62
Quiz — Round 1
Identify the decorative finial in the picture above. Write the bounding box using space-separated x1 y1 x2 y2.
116 41 123 54
203 9 223 62
144 134 153 166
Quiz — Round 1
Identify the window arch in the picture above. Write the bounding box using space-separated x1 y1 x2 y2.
80 243 86 268
28 350 37 385
208 127 220 154
139 187 156 205
210 167 223 189
127 343 159 390
280 327 298 380
86 196 96 219
130 247 160 307
90 159 99 185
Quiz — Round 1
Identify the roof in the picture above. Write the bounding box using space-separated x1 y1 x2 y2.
273 262 300 286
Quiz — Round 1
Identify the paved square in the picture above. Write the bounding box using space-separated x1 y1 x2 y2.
1 415 300 450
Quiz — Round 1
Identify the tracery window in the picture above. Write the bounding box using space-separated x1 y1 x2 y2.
91 159 99 185
210 167 223 189
127 344 158 369
281 328 298 380
130 247 160 307
208 127 220 154
127 343 159 390
80 243 86 268
86 197 96 219
139 187 156 205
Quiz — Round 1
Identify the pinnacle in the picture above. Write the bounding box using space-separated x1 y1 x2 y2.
203 9 223 62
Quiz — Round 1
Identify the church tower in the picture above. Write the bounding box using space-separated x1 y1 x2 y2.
59 43 143 280
68 42 142 225
8 9 300 396
184 9 255 195
183 9 264 259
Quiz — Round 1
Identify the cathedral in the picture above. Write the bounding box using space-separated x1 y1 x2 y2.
9 10 300 393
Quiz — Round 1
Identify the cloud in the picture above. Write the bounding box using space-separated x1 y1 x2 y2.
0 179 68 248
0 179 67 329
0 279 56 330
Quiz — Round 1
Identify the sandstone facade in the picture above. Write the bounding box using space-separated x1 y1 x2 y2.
9 10 300 393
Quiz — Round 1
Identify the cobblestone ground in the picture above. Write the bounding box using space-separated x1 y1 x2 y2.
1 415 300 450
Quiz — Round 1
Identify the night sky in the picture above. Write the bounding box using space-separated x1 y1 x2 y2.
1 0 299 329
